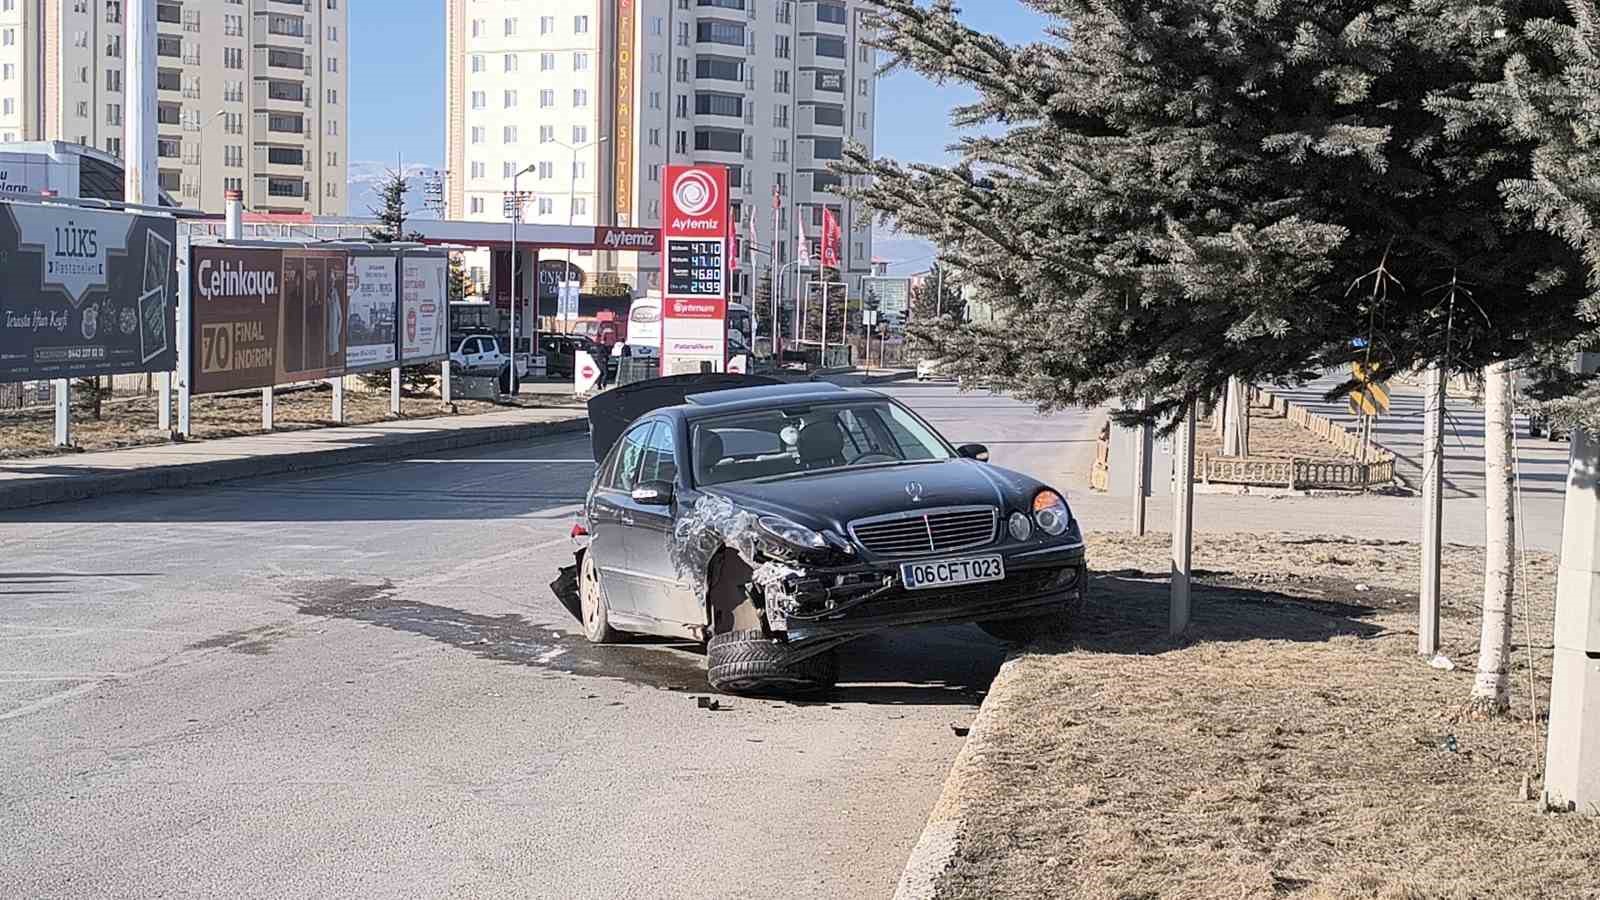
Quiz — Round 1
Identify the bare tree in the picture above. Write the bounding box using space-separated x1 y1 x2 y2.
1470 359 1516 714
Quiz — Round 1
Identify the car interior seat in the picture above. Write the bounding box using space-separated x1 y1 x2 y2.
698 431 726 475
796 420 847 470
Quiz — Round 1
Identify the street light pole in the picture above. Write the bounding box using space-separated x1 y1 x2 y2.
195 109 225 212
510 165 535 396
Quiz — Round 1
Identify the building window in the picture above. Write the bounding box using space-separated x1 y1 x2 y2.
538 197 553 215
817 2 847 25
574 15 588 34
504 53 517 72
538 161 553 179
2 98 12 115
573 89 588 107
573 197 587 217
470 54 483 73
502 161 517 178
572 125 588 144
774 35 790 58
471 91 485 109
327 57 338 73
503 125 517 143
470 196 484 214
503 90 517 108
574 52 589 71
648 128 660 147
471 126 485 144
327 151 338 166
503 18 516 36
573 161 586 180
540 89 554 108
648 164 660 182
539 125 554 143
650 52 662 74
471 161 485 179
106 69 122 92
540 15 554 34
327 88 338 105
471 18 482 38
649 91 661 110
326 119 338 136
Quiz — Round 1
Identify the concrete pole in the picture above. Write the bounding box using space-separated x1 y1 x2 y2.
1170 403 1197 635
509 177 521 396
1419 364 1445 657
1544 352 1600 812
330 377 345 423
389 366 402 416
124 0 156 208
820 281 829 369
53 379 70 447
441 359 453 406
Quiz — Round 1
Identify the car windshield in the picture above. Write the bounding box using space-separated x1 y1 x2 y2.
693 400 953 486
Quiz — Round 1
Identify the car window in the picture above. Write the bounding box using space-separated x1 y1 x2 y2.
693 401 952 486
639 420 679 486
604 422 654 492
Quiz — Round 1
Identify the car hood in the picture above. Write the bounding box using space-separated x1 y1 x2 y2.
701 459 1051 534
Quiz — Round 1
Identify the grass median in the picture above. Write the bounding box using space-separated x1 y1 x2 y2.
934 532 1600 899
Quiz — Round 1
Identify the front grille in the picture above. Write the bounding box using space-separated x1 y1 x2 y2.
849 506 998 557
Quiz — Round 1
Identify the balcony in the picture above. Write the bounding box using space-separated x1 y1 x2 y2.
801 2 849 32
253 144 308 172
253 78 307 110
253 13 306 49
258 46 308 74
262 176 306 199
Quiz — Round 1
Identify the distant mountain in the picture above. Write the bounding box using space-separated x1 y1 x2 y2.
346 160 443 221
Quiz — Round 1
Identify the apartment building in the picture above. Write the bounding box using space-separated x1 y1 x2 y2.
0 0 348 214
445 0 877 300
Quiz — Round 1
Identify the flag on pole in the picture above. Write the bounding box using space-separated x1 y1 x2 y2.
797 214 812 267
821 207 842 271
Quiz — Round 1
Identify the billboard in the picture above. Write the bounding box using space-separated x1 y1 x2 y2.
191 245 349 394
660 165 730 375
0 203 176 381
345 253 398 372
399 252 449 364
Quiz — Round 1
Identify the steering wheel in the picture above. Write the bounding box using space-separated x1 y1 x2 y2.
853 452 900 465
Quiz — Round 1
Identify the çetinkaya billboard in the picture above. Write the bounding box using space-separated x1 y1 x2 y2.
190 245 348 394
0 203 176 381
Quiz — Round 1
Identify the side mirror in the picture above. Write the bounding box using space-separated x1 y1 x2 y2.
957 443 990 462
631 481 675 506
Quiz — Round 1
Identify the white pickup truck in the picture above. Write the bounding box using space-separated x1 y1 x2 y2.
450 334 538 378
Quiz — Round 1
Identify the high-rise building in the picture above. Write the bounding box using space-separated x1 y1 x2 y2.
0 0 348 214
444 0 877 301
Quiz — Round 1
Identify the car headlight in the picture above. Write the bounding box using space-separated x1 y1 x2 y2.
758 515 826 550
1008 511 1033 541
1032 490 1071 537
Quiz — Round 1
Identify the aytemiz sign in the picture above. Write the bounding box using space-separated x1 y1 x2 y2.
660 164 730 376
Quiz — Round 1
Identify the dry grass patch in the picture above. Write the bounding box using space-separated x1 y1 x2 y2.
935 532 1599 899
1196 400 1358 461
0 385 583 458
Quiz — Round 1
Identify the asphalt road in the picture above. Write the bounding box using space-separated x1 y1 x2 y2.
0 382 1100 900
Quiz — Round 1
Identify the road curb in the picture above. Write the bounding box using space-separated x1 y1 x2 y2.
0 415 589 512
860 370 917 385
893 652 1023 900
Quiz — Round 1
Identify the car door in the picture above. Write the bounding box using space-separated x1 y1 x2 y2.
620 419 703 628
590 420 654 616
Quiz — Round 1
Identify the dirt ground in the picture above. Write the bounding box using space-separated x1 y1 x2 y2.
936 531 1600 899
1196 400 1356 461
0 384 584 458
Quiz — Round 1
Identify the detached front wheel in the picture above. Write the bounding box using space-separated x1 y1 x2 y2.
706 630 837 696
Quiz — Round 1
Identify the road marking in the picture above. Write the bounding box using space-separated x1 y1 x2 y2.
409 534 580 588
402 459 595 464
535 647 566 664
0 681 106 721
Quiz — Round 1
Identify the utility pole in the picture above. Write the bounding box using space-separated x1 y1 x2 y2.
1132 404 1150 537
1170 403 1196 635
1419 364 1445 657
1544 352 1600 812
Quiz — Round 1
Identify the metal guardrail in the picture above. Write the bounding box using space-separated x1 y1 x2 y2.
1198 386 1397 490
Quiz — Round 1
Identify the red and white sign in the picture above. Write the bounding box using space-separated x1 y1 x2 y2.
821 207 842 271
661 164 732 376
573 350 602 395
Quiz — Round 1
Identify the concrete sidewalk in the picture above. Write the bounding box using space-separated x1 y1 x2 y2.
0 406 588 513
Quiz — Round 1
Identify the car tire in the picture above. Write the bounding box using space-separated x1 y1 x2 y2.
977 611 1070 644
579 551 621 644
706 630 837 696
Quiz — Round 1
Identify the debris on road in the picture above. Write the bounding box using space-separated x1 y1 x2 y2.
695 696 723 711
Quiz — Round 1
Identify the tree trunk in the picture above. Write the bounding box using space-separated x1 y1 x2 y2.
1470 359 1515 715
1222 377 1250 457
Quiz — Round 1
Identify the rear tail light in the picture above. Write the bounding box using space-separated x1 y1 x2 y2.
570 522 589 539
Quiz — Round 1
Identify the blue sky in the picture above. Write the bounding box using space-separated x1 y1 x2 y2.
351 2 1048 168
348 2 1049 269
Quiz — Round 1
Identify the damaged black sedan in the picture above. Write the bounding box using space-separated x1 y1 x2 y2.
553 375 1088 695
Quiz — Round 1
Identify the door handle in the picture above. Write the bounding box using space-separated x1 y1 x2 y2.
620 513 635 526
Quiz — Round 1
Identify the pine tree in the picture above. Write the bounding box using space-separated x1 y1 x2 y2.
845 0 1588 425
364 167 431 395
447 254 469 304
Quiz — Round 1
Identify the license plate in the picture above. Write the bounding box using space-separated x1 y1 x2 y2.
900 555 1005 591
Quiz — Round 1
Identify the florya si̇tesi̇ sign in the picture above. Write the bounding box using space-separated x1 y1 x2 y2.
0 201 176 380
189 244 349 394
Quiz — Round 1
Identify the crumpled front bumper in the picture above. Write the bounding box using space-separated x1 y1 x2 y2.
769 544 1089 641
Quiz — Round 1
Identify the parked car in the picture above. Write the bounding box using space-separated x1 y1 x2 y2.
540 334 597 378
917 357 951 381
553 376 1088 696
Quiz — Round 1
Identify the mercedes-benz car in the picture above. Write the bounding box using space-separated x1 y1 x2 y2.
552 374 1088 695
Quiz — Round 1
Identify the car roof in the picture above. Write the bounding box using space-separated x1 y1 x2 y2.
671 382 888 420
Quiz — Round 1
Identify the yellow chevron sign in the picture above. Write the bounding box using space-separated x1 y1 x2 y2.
1349 362 1391 416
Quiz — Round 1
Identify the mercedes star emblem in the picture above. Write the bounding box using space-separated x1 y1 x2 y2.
905 481 925 503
